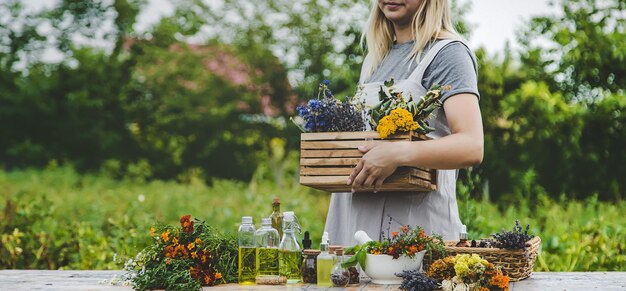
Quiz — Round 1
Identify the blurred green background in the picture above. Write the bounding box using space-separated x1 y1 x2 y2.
0 0 624 271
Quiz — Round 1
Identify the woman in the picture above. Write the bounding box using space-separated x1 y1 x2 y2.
324 0 483 245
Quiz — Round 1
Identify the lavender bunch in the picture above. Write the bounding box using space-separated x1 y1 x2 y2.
396 270 437 291
294 80 366 132
491 220 534 251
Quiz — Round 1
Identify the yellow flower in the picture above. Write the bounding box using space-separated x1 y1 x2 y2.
454 261 470 278
390 108 419 131
187 242 195 250
376 115 397 139
161 231 170 242
150 227 155 237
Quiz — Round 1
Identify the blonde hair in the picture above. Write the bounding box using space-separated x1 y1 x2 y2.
361 0 461 80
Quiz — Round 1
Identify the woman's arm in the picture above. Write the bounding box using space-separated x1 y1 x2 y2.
348 93 483 192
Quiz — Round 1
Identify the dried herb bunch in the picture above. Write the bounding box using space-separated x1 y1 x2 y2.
124 215 238 291
491 220 534 250
429 255 510 291
396 269 438 291
294 80 366 132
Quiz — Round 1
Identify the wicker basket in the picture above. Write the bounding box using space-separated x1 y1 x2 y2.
299 131 437 192
425 236 541 282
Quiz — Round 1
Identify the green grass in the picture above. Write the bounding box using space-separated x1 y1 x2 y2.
0 165 624 271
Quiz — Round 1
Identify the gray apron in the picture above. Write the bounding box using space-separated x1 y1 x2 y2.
324 39 463 246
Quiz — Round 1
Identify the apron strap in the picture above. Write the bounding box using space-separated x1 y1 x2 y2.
407 38 461 83
359 54 373 84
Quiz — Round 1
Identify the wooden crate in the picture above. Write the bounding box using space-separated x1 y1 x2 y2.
299 131 437 192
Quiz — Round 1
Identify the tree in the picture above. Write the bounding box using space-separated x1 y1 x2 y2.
519 0 625 101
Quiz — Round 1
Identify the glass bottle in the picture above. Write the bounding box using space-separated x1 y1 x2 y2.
316 232 333 287
238 216 256 285
255 218 280 280
301 249 320 284
270 197 283 238
330 248 350 287
279 211 302 283
456 224 471 247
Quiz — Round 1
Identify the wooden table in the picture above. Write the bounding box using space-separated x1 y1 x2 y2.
0 270 624 290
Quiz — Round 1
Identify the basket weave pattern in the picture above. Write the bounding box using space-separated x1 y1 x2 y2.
426 236 541 282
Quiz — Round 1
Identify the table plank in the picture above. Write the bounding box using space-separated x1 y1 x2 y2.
510 272 626 291
0 270 624 290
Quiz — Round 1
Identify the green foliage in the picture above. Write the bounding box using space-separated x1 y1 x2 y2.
0 164 329 270
519 0 625 99
1 166 625 271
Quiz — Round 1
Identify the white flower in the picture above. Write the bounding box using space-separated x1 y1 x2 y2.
138 194 145 202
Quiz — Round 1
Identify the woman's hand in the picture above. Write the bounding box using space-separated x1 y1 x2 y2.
347 142 403 193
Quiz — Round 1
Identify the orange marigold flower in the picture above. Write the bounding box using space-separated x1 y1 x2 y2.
203 274 211 285
165 245 174 257
387 247 394 253
409 245 418 253
161 231 170 242
215 272 222 280
166 258 171 265
392 231 399 238
191 251 198 259
180 214 194 233
172 237 179 246
489 274 510 289
187 242 194 250
150 227 155 237
195 238 202 244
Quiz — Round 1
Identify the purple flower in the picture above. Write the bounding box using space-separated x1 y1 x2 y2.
323 79 331 86
308 99 322 110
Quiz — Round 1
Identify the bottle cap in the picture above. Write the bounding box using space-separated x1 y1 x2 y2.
460 224 468 240
302 231 312 249
272 197 280 205
303 249 321 256
328 245 343 253
242 216 252 224
261 217 271 225
283 211 294 222
321 232 329 245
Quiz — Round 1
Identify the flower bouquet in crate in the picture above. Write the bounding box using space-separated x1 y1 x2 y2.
294 79 445 192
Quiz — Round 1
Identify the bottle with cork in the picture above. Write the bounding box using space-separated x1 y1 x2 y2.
270 197 283 238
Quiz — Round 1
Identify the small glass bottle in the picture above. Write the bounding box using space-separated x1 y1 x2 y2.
456 224 471 247
301 249 320 284
238 216 256 285
279 211 302 284
270 197 283 238
330 248 350 287
316 232 333 287
255 218 280 280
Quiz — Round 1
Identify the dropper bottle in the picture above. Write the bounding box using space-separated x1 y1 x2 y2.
316 232 333 287
456 224 471 247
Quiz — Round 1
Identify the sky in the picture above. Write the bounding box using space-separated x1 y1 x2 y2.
465 0 559 54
